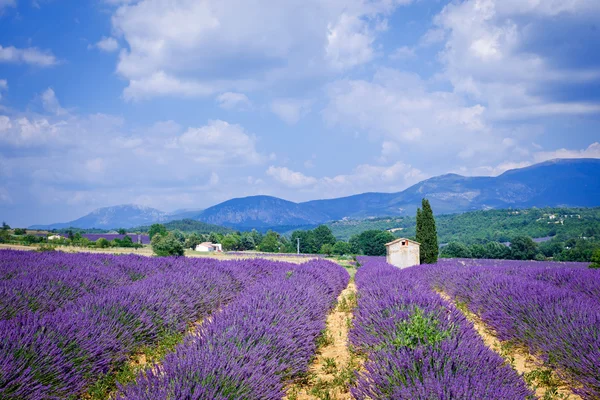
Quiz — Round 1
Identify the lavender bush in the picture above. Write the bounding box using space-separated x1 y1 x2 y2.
0 252 278 399
424 258 600 398
117 259 348 399
351 256 533 399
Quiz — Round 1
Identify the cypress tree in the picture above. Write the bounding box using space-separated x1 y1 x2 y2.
416 198 439 264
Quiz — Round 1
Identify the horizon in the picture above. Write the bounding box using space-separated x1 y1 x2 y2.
1 1 600 226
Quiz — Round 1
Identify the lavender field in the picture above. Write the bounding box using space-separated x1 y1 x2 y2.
353 256 598 399
1 249 597 399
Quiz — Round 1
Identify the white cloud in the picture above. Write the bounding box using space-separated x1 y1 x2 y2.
431 0 600 120
123 71 218 101
266 166 317 188
173 119 263 165
41 88 67 116
534 142 600 163
85 158 106 173
0 45 58 66
326 13 375 70
216 92 250 110
93 37 119 52
110 0 412 99
270 98 312 124
389 45 415 60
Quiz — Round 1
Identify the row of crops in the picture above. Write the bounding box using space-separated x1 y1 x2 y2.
0 250 347 399
423 258 600 398
350 256 533 399
352 256 598 399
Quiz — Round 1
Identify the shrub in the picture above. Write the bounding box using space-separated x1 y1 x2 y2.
152 232 185 257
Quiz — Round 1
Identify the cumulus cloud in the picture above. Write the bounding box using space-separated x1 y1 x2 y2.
109 0 412 99
0 45 58 66
266 161 426 196
266 166 317 188
270 98 312 124
534 142 600 163
216 92 251 110
431 0 600 120
92 37 119 52
171 120 263 165
41 88 67 116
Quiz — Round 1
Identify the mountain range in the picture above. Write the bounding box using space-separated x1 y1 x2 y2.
30 158 600 231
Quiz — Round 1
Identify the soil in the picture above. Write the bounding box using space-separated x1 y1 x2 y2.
285 280 358 400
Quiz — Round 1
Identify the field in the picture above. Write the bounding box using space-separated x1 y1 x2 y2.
0 249 597 399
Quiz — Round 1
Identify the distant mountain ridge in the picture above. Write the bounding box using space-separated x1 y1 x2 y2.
30 158 600 230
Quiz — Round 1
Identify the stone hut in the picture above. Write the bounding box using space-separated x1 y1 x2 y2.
385 238 420 269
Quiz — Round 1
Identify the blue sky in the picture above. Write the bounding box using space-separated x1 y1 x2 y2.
1 0 599 227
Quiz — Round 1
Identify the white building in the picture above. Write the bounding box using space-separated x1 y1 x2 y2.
385 238 420 269
195 242 223 252
47 235 63 240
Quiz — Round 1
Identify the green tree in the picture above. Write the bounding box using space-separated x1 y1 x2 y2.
184 233 202 250
440 242 472 258
320 243 333 256
96 238 111 248
208 232 224 244
590 249 600 269
332 241 351 256
240 233 256 251
510 236 538 260
416 199 439 264
313 225 336 250
469 243 487 259
152 232 185 257
117 228 127 235
221 233 241 251
290 230 317 254
354 230 395 256
13 228 27 235
1 222 10 231
258 230 282 253
485 241 510 259
148 224 167 240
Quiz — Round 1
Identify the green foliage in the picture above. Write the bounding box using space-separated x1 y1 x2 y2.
349 230 394 256
36 243 56 252
416 199 439 264
151 232 185 257
440 242 472 258
221 233 242 251
590 249 600 269
320 243 333 256
239 233 256 250
1 221 10 231
117 228 127 235
510 236 539 260
386 307 453 350
96 238 111 248
183 233 202 250
148 224 167 240
258 230 283 253
313 225 336 249
13 228 27 235
327 207 600 244
332 241 351 256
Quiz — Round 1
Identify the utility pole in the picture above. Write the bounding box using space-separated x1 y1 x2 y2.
297 238 300 254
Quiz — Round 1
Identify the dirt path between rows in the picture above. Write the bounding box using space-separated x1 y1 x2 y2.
437 291 581 400
285 280 358 400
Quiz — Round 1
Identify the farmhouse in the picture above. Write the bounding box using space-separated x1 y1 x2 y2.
385 238 420 269
47 235 63 240
195 242 223 252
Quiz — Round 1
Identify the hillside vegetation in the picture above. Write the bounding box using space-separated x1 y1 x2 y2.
328 207 600 244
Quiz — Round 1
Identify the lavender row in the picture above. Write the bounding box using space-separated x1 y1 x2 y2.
0 250 187 319
225 251 324 258
425 259 600 398
117 259 348 399
350 256 533 399
0 255 276 399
